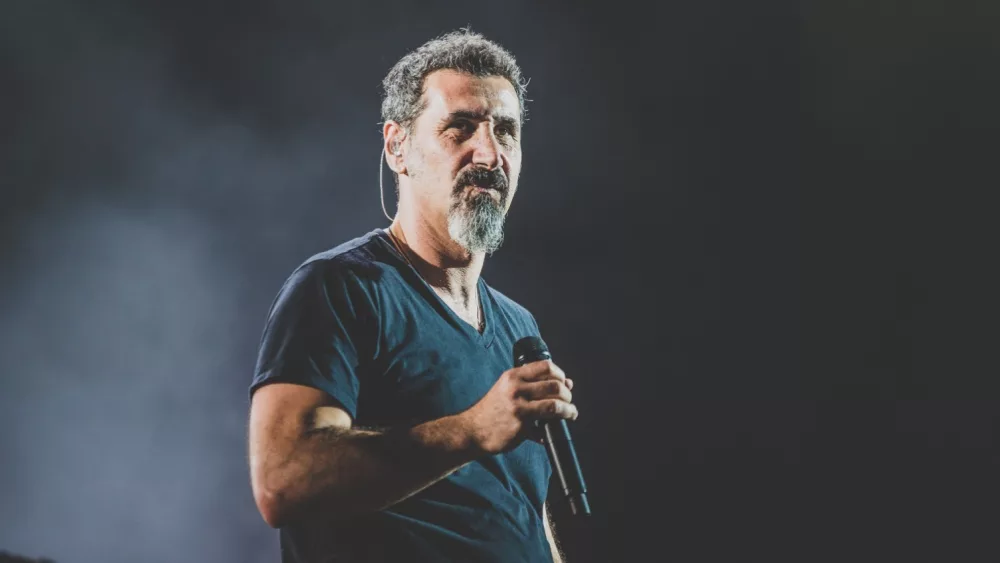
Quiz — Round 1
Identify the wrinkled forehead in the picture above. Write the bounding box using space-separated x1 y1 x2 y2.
419 69 521 124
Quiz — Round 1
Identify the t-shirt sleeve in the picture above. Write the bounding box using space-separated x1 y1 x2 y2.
526 311 542 337
250 260 375 420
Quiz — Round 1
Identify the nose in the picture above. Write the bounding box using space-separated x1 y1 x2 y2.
471 123 503 171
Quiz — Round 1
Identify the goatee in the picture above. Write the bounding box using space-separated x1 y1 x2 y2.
448 167 509 254
448 190 506 254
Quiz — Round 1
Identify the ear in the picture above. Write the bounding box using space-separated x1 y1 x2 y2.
382 121 408 175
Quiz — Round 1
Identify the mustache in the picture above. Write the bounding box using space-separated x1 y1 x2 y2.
454 167 508 196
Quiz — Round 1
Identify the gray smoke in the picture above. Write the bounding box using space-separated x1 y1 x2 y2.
0 3 377 562
0 204 280 563
0 1 573 561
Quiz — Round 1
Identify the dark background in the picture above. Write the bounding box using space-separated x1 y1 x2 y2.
2 1 997 562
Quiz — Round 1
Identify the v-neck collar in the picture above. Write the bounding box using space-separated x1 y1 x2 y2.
374 228 496 349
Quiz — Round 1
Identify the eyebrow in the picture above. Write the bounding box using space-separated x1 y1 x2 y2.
445 109 520 131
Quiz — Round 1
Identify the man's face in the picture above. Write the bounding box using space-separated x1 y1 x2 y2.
402 69 522 254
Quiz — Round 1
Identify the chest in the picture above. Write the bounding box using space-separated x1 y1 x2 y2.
373 333 502 425
353 280 552 506
355 289 516 426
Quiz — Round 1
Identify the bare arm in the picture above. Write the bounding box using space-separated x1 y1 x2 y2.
248 360 577 529
544 502 565 563
249 383 478 528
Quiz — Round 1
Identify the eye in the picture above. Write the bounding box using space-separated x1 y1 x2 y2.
450 120 476 135
496 125 516 137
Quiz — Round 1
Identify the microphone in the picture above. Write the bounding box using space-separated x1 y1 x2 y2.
513 336 591 516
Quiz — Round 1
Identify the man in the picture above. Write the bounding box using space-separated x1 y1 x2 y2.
248 30 578 562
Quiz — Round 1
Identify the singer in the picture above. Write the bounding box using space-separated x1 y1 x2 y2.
248 30 578 563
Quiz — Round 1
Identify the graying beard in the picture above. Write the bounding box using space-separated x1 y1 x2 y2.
448 194 506 254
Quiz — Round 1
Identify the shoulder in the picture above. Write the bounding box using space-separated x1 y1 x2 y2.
486 283 541 333
284 229 393 288
299 228 391 276
266 229 398 319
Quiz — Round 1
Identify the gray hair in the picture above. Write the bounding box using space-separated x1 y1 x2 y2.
380 29 529 131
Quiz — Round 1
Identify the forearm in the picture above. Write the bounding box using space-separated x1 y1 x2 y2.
263 413 478 526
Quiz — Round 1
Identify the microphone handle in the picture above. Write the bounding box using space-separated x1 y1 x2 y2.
542 418 591 516
516 348 590 516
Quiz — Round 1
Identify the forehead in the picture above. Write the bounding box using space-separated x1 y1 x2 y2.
419 69 520 122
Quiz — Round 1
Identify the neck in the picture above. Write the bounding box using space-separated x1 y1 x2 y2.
388 210 485 306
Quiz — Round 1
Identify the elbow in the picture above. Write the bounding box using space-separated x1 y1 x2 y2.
255 487 287 529
253 477 292 529
258 486 300 529
255 483 358 528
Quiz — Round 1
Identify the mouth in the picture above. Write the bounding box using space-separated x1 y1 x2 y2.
465 184 502 197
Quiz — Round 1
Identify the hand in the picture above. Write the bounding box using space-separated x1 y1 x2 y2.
461 360 577 455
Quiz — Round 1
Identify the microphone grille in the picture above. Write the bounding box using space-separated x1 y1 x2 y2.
513 336 549 365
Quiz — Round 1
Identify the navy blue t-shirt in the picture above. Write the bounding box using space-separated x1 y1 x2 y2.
251 228 554 563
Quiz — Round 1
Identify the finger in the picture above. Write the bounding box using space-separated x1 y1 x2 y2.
517 360 566 383
565 378 573 391
521 399 578 421
517 379 572 403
